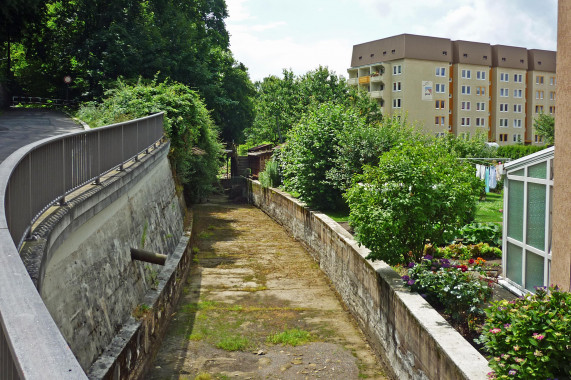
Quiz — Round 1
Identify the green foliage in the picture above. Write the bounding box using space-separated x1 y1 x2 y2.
476 286 571 379
327 115 425 192
216 336 251 351
280 102 362 210
402 256 493 325
437 133 498 158
345 142 479 264
533 113 555 146
457 222 502 247
4 0 254 141
267 328 312 346
259 159 281 188
496 145 544 160
245 66 381 145
432 243 501 260
77 78 222 203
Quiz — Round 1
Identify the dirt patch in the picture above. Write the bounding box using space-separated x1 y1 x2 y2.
148 196 388 379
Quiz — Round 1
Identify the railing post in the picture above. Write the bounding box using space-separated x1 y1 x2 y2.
59 139 67 205
94 130 101 185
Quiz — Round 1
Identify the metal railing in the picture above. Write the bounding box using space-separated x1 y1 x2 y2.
11 96 79 107
0 112 164 379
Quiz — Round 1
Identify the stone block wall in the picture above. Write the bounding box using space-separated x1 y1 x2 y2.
248 181 491 380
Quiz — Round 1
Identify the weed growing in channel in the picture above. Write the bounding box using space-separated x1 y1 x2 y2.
267 328 312 346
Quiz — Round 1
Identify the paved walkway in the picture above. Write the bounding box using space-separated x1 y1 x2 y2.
0 108 83 163
149 196 389 379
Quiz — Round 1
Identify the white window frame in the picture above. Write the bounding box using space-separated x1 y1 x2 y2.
461 85 471 95
462 69 471 79
393 98 402 108
436 67 446 77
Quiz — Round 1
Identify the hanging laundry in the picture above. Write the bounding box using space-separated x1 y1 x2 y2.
475 164 482 178
496 163 503 180
489 166 497 189
485 166 490 193
480 165 486 180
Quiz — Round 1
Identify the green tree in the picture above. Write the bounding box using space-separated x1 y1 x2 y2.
281 102 361 210
345 142 479 265
533 113 555 145
77 78 222 202
327 115 425 192
245 66 381 145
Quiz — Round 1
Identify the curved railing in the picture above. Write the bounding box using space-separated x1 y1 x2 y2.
0 113 164 379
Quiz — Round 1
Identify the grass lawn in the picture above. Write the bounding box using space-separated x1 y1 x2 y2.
474 191 504 224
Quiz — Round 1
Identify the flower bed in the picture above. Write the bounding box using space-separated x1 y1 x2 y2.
476 286 571 379
402 255 495 340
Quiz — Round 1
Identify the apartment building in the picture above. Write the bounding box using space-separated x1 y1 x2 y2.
347 34 556 145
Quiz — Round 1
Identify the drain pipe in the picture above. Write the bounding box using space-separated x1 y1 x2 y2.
131 247 167 265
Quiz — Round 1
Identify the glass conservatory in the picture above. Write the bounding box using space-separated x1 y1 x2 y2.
502 147 554 293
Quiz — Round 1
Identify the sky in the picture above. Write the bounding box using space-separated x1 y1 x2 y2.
225 0 558 82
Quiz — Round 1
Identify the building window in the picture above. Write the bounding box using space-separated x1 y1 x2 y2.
500 103 508 112
393 65 402 75
476 118 485 127
436 67 446 76
435 83 446 93
499 133 508 142
435 100 445 109
550 77 556 85
462 69 471 79
535 105 544 113
435 116 440 125
512 133 521 142
476 86 486 96
500 118 509 127
550 92 556 101
393 82 402 91
534 135 544 143
549 106 555 114
500 73 509 82
461 85 471 95
440 116 445 126
536 75 544 84
500 88 509 97
393 98 402 108
461 117 471 126
514 89 523 98
513 74 523 83
513 104 522 113
513 119 522 128
535 90 545 100
477 71 486 80
461 101 471 110
476 102 486 111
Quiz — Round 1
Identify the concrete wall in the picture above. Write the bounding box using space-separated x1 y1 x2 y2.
248 181 491 380
20 143 185 370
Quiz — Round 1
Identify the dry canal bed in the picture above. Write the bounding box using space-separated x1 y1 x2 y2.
148 196 388 380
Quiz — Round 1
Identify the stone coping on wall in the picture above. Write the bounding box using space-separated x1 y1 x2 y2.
248 180 491 380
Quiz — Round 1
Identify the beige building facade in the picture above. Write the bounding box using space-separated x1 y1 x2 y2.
348 34 556 145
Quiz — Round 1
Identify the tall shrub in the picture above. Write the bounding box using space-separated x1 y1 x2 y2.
77 78 222 202
345 142 479 265
281 102 363 210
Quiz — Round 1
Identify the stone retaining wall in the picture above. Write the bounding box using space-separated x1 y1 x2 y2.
248 180 491 380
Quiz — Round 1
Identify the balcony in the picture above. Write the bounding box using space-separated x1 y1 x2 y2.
370 91 383 99
359 76 371 84
347 77 358 86
370 75 383 83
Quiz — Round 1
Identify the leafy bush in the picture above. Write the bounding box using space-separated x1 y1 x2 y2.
402 255 494 325
457 223 502 247
77 78 222 203
281 102 363 210
496 145 544 160
437 133 498 158
326 115 425 192
259 159 281 188
477 286 571 379
345 142 479 264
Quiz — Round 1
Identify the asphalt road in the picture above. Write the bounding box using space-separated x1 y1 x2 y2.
0 108 84 163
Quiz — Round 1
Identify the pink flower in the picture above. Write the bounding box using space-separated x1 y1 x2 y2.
490 328 501 334
532 333 545 340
